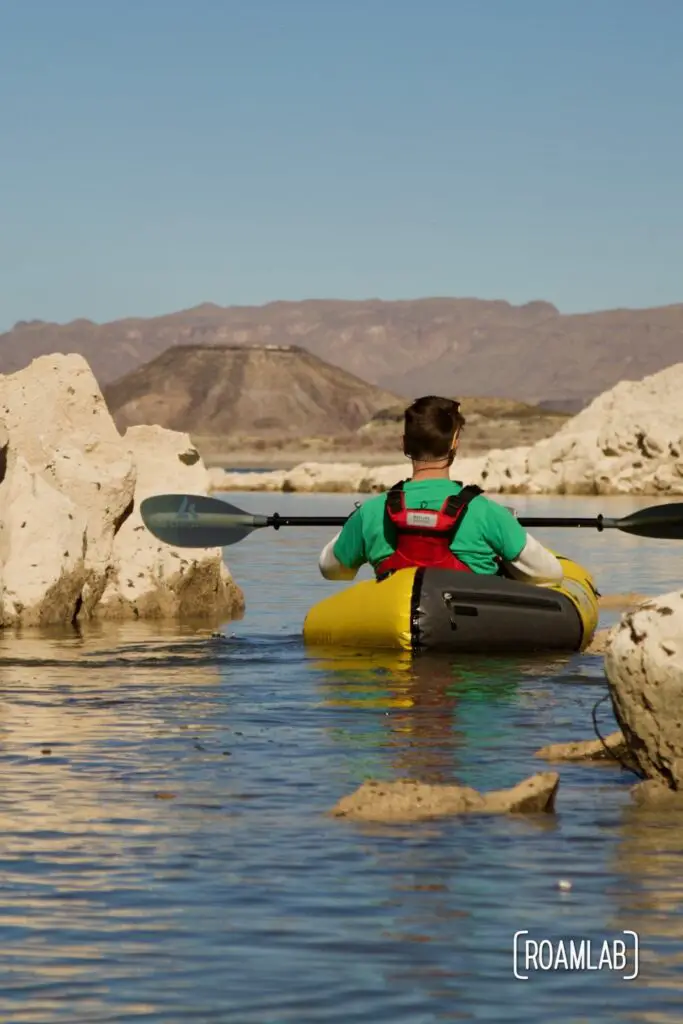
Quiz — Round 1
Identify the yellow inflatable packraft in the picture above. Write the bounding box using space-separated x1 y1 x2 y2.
303 556 598 653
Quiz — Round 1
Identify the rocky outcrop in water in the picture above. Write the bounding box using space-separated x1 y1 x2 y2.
330 772 559 823
604 591 683 789
535 732 630 764
210 458 482 494
630 779 683 806
475 363 683 496
213 363 683 496
0 353 244 627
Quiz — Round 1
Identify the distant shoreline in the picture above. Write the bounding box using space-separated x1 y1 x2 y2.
193 413 571 471
201 448 413 470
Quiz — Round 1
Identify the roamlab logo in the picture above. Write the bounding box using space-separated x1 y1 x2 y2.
177 497 198 520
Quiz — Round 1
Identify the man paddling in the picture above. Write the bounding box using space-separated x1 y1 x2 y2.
318 395 563 583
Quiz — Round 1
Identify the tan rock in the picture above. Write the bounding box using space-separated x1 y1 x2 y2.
357 464 404 493
219 468 288 491
605 591 683 788
630 779 683 807
0 354 135 624
282 461 369 493
98 424 244 621
478 446 530 492
207 467 229 492
0 455 88 626
584 627 615 655
0 353 244 627
598 592 647 610
215 456 489 494
537 365 683 495
535 731 629 762
329 771 559 823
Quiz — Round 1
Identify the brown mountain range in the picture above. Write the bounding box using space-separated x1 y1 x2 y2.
104 343 400 436
4 296 683 404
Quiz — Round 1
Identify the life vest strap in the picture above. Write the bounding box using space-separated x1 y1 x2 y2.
376 481 484 579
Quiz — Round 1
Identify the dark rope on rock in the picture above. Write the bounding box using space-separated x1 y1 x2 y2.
591 693 644 779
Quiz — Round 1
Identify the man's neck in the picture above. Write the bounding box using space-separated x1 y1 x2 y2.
410 459 452 482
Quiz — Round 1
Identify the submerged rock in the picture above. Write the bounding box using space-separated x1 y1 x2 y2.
0 353 244 627
584 628 614 655
329 772 559 823
535 731 630 763
630 779 683 807
605 591 683 788
598 592 647 610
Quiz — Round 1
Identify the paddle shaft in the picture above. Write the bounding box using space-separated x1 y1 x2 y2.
266 513 617 530
139 493 683 547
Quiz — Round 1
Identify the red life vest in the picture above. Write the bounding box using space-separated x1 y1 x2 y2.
375 480 483 579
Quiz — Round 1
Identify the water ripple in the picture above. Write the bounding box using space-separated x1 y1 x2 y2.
0 493 681 1022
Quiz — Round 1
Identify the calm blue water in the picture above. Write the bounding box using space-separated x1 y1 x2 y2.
0 492 682 1023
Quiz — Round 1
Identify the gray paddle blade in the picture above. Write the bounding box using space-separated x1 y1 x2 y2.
139 493 267 548
615 502 683 539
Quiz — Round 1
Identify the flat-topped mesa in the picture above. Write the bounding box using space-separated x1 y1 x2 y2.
103 343 401 437
167 342 306 353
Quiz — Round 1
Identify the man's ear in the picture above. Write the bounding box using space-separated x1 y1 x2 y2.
447 438 459 466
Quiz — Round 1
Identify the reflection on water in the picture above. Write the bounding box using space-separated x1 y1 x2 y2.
308 646 573 784
606 804 683 1021
0 622 227 840
0 493 682 1022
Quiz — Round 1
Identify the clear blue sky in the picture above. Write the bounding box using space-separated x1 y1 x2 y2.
1 0 682 330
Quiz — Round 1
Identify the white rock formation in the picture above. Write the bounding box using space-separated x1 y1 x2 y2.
214 456 488 493
213 468 288 493
478 363 683 495
0 353 244 627
99 424 244 620
213 362 683 495
605 591 683 788
283 462 369 493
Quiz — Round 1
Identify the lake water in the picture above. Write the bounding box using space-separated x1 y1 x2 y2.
1 492 682 1023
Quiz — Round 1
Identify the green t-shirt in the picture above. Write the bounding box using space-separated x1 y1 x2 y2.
333 479 527 575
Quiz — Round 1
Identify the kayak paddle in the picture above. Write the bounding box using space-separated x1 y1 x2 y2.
139 493 683 548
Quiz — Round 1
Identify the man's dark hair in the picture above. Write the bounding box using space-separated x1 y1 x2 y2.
402 396 465 460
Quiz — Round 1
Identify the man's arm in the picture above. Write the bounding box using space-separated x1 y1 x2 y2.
318 510 365 581
318 530 359 580
485 502 563 583
502 532 564 583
